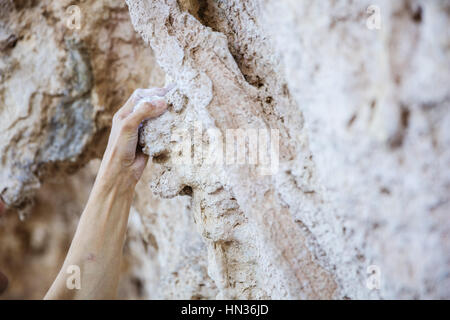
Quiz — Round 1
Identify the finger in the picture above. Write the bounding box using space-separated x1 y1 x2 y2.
117 87 172 119
133 152 149 176
123 99 167 132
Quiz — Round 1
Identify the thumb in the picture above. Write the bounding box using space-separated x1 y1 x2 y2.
132 151 149 180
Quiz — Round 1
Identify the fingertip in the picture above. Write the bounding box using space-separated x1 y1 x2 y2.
152 99 168 110
132 152 149 179
140 99 167 117
125 99 168 131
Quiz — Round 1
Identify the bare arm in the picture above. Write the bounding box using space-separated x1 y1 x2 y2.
44 88 168 300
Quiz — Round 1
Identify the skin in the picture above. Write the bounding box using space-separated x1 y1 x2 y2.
0 196 8 295
0 198 6 294
44 87 169 300
0 199 4 218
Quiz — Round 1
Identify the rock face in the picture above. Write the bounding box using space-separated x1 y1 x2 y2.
0 160 159 299
126 0 450 299
129 167 218 299
0 161 99 299
0 0 162 215
0 0 449 300
0 0 213 300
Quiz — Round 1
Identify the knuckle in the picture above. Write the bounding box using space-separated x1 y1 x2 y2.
112 112 122 123
130 89 145 105
119 124 129 133
137 101 151 112
120 120 134 133
155 87 166 94
121 158 134 168
132 88 145 99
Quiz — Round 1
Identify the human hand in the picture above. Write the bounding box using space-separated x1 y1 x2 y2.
96 87 170 192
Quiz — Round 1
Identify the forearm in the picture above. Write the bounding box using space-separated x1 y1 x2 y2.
44 174 134 300
44 87 168 300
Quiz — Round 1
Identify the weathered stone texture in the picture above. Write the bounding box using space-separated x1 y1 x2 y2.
1 0 215 300
126 0 450 299
0 161 100 299
0 0 162 215
0 0 449 300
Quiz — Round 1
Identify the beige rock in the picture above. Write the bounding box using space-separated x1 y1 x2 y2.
0 0 449 300
0 0 214 300
127 0 450 299
127 0 338 299
0 161 100 299
0 0 162 215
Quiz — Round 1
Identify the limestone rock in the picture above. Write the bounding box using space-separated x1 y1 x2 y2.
127 0 450 299
0 0 162 215
1 0 449 300
0 0 213 300
127 0 338 299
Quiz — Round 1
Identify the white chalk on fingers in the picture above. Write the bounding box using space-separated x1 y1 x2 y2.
132 96 164 114
132 83 176 113
164 83 177 94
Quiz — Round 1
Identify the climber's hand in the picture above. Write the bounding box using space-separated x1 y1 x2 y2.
97 88 168 190
45 88 170 300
